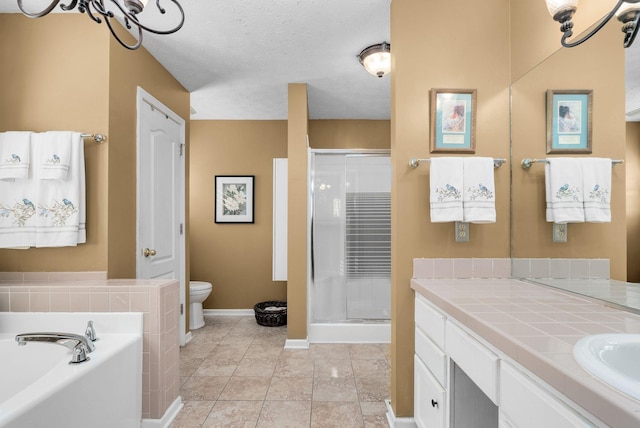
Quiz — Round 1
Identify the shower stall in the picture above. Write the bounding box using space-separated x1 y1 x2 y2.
308 150 391 343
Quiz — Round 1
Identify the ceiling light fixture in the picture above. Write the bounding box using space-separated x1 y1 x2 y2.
358 42 391 78
17 0 185 50
545 0 640 48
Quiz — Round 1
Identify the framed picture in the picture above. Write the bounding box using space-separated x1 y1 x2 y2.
214 175 255 223
546 89 593 154
430 88 477 153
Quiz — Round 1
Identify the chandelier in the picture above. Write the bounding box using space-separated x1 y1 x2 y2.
545 0 640 48
17 0 185 50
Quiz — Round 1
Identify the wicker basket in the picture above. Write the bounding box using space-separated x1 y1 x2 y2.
253 301 287 327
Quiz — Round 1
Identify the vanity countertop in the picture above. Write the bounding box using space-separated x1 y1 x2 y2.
411 277 640 427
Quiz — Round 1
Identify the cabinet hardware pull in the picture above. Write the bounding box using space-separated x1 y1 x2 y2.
431 399 438 408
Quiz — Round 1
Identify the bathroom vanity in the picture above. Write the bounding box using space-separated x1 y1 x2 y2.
411 278 640 428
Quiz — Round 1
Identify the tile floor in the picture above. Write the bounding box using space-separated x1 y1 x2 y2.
171 315 391 427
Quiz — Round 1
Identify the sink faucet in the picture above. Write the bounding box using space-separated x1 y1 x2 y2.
15 331 96 364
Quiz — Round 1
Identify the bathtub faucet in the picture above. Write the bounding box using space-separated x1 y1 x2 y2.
15 332 96 364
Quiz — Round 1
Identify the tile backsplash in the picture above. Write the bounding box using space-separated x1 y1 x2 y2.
413 258 609 280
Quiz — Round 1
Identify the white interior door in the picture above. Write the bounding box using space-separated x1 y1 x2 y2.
136 87 186 345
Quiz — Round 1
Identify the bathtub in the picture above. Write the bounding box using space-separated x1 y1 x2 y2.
0 312 143 428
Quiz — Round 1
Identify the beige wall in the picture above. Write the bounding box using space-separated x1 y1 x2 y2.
287 83 310 340
108 35 191 278
189 120 288 309
309 120 390 149
0 15 109 271
628 122 640 282
390 0 511 416
0 15 190 279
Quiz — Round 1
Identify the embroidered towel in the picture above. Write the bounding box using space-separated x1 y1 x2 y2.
462 157 496 223
546 158 584 223
0 131 32 180
39 131 74 180
544 163 553 222
430 157 464 222
34 131 86 247
581 158 611 223
0 150 37 248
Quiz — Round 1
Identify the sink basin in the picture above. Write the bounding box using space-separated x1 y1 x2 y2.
573 334 640 400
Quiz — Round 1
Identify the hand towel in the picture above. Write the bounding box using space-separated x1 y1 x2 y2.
546 158 584 223
34 132 86 247
462 157 496 223
0 131 32 180
39 131 74 180
581 158 611 223
430 157 464 222
0 155 37 248
544 162 553 222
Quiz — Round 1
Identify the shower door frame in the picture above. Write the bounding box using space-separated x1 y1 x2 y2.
307 149 392 338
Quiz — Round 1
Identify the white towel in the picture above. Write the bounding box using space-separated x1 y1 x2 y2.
430 157 464 222
34 132 86 247
0 131 32 180
544 163 553 222
0 152 38 248
581 158 611 223
463 157 496 223
39 131 75 180
546 158 584 223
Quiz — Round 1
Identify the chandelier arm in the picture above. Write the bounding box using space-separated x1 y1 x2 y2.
83 2 106 24
17 0 63 17
103 13 143 50
59 0 79 11
560 0 625 48
623 13 640 47
128 0 186 35
88 0 111 18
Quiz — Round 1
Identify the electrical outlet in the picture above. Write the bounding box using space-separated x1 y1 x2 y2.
552 223 567 243
455 221 470 242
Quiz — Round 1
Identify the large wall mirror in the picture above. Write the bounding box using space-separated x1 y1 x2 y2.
510 14 632 281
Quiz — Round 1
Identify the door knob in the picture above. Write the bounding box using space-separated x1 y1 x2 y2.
143 248 157 257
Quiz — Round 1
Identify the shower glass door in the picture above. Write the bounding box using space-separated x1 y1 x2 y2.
311 152 391 322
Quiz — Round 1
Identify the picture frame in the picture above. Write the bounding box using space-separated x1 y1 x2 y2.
430 88 477 153
546 89 593 154
214 175 255 223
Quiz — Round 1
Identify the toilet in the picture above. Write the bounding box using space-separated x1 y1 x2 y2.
189 281 212 330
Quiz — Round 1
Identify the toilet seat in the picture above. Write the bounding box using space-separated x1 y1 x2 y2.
190 281 212 292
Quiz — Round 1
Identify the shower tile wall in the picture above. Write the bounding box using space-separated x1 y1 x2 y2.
0 273 179 420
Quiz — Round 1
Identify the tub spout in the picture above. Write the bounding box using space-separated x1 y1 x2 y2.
15 332 95 364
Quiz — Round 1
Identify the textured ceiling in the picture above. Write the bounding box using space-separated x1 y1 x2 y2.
2 1 639 121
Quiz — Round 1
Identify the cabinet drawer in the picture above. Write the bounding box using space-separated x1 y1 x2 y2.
445 320 499 404
500 362 593 428
414 354 447 428
415 294 445 348
415 326 447 387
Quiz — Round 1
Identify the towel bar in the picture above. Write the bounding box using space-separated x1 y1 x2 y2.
521 158 623 169
80 133 107 143
409 158 507 169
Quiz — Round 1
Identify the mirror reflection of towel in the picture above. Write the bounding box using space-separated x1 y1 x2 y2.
546 158 584 224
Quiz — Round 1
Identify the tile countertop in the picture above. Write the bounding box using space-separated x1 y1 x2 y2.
411 278 640 427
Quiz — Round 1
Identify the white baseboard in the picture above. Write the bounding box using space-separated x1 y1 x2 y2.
385 399 417 428
203 309 254 316
184 331 193 344
284 338 309 349
140 396 183 428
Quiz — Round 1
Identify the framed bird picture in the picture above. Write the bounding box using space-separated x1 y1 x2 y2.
430 88 477 153
214 175 255 223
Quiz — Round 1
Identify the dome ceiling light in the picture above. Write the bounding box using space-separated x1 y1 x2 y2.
358 42 391 78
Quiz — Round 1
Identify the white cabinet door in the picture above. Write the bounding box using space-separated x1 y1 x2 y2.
500 361 594 428
415 355 447 428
